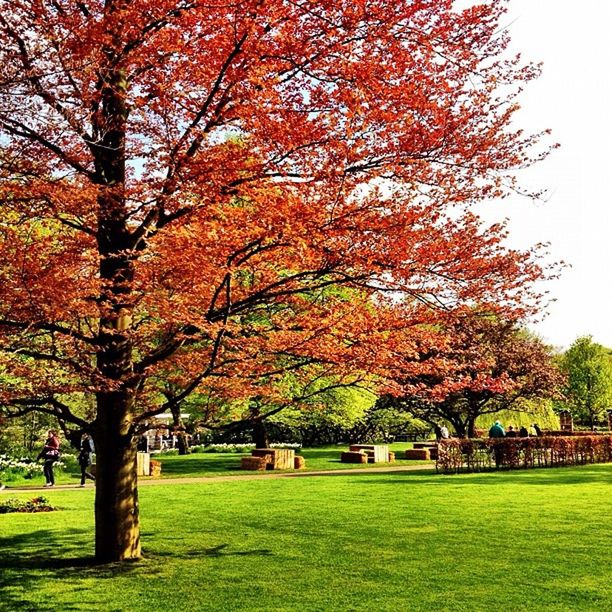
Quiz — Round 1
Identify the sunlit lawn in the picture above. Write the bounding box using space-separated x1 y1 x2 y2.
1 464 611 611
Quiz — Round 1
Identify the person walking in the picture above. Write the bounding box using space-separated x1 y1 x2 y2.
37 429 60 487
78 433 95 487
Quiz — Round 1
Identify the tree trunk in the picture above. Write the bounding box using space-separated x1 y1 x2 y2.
91 60 140 561
467 419 477 438
170 405 189 455
176 432 189 455
452 419 468 438
252 417 270 448
94 394 140 562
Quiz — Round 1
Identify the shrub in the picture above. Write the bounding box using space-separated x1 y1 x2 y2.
437 436 612 474
542 430 612 437
0 496 57 513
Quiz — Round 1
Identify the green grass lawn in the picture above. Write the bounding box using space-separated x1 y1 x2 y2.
1 464 611 611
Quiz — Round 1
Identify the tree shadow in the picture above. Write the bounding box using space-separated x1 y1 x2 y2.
0 529 143 611
145 543 273 560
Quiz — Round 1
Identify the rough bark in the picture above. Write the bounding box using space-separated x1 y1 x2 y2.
93 395 140 562
92 58 141 561
170 405 189 455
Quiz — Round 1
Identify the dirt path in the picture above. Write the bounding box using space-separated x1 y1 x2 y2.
2 463 436 492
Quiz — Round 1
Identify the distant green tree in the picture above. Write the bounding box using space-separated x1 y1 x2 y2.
561 337 612 429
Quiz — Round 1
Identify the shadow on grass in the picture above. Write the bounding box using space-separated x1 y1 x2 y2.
0 529 144 611
144 543 273 559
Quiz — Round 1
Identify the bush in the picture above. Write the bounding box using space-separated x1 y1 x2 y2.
437 435 612 474
542 430 612 437
0 496 57 513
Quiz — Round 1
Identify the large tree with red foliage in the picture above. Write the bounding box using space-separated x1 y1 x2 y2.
385 315 563 437
0 0 550 561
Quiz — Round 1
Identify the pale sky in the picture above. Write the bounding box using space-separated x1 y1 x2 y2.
472 0 612 350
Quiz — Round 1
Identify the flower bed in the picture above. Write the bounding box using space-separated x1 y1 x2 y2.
188 443 302 454
0 454 43 480
436 436 612 474
0 453 66 483
0 496 57 514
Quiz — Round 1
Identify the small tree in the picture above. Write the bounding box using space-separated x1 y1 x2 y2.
561 337 612 429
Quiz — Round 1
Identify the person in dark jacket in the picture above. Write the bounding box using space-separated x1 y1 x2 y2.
488 421 505 438
533 423 543 436
37 430 60 487
519 426 529 438
78 433 95 486
488 421 505 469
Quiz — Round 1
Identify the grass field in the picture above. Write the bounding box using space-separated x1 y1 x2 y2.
1 463 611 611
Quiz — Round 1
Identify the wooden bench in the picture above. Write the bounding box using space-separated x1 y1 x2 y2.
341 451 368 464
251 448 295 470
405 448 431 460
241 456 268 471
349 444 389 463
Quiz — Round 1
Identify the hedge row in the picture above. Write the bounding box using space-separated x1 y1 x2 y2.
436 436 612 474
538 430 612 437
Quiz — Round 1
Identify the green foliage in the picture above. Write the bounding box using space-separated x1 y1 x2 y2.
561 336 612 427
271 383 376 430
0 413 57 455
476 398 560 431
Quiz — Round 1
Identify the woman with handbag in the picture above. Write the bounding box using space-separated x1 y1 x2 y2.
37 429 60 487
